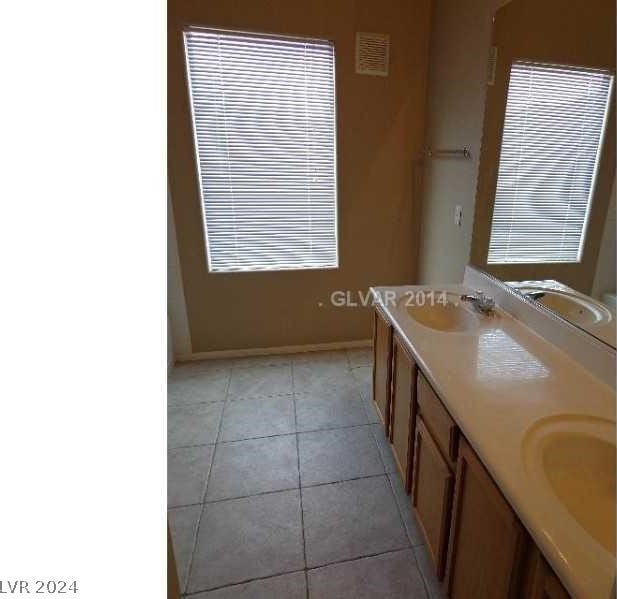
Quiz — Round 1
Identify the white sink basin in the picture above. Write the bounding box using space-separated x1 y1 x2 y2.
523 415 616 555
520 287 612 326
404 294 478 332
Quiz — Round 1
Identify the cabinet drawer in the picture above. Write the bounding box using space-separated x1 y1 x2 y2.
412 417 454 579
417 372 458 465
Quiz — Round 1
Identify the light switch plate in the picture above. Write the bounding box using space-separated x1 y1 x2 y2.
455 205 463 227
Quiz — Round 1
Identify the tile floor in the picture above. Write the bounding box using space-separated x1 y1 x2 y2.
168 348 446 598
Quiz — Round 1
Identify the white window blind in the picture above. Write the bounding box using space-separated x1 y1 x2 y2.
487 61 613 264
183 28 338 273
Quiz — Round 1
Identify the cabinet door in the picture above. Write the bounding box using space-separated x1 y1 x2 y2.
522 550 570 599
541 571 570 599
389 334 416 492
372 307 393 432
168 522 181 599
445 438 528 599
411 417 454 579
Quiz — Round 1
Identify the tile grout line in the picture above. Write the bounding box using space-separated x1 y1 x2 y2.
182 567 305 597
387 473 425 548
170 387 369 423
412 546 433 599
168 418 374 451
182 547 419 597
291 361 310 599
182 367 232 595
169 356 371 382
368 421 389 473
304 544 414 574
384 473 413 551
169 471 399 510
171 360 293 381
169 373 371 407
168 390 295 408
413 544 441 599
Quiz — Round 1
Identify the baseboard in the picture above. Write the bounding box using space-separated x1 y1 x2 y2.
176 339 373 363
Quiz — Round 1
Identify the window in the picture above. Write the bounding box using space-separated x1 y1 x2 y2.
183 28 338 273
487 61 613 264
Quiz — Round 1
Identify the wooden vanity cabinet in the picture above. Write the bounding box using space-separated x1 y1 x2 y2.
411 417 455 579
375 326 573 599
168 523 181 599
521 549 570 599
411 372 459 579
445 438 529 599
389 334 417 492
372 306 393 432
537 575 570 599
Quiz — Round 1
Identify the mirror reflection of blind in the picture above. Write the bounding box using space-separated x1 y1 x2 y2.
183 29 338 273
487 61 613 264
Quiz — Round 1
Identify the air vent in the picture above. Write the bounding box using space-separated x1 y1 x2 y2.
355 32 390 77
487 46 498 85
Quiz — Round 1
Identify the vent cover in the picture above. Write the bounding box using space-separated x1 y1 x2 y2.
487 46 498 85
355 32 390 76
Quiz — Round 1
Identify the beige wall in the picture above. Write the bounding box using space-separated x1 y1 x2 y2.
167 188 191 359
470 0 616 293
592 179 617 299
418 0 507 285
168 0 431 353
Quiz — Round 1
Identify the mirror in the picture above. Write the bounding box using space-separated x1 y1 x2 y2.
470 0 616 348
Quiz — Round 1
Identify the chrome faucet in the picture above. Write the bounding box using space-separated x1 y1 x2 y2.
460 290 495 314
524 290 546 301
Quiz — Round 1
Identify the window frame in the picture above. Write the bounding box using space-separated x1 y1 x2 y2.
486 59 614 266
182 26 340 274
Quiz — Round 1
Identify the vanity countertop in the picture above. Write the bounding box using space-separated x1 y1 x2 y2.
371 284 616 599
